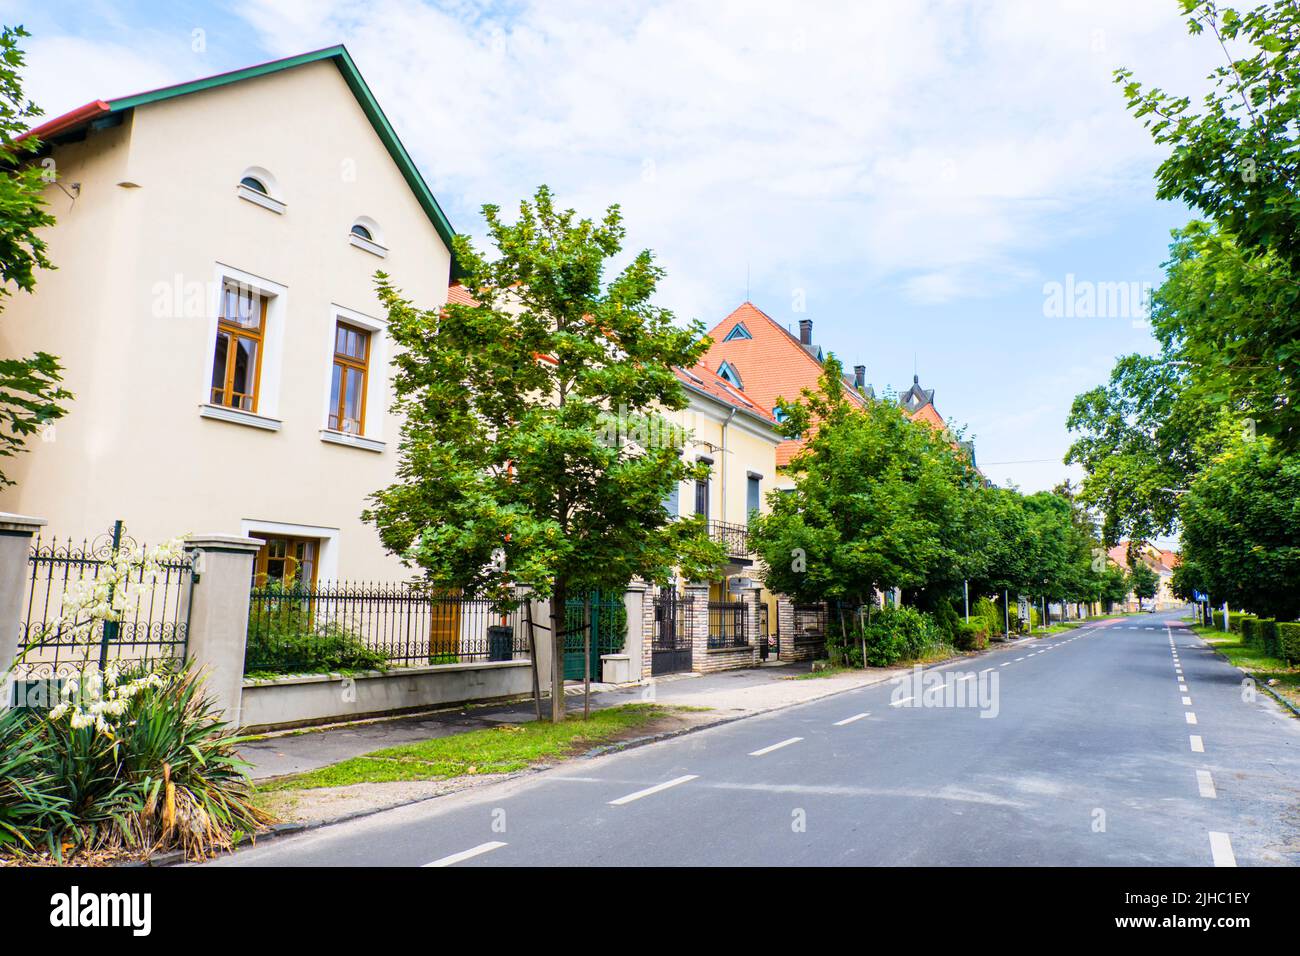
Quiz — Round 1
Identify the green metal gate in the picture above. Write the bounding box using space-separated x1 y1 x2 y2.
563 592 628 681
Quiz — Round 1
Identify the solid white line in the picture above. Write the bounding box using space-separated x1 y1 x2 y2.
423 841 508 867
1209 831 1236 867
1182 696 1192 706
749 737 803 757
834 712 870 726
890 696 914 707
1197 770 1217 799
609 774 698 805
1190 735 1204 752
1186 712 1198 725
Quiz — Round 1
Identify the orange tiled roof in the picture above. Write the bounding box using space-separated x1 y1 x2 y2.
702 302 869 465
446 283 478 306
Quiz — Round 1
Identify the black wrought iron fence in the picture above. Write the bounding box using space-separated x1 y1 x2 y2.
244 581 531 675
792 604 828 646
17 523 193 679
707 600 748 648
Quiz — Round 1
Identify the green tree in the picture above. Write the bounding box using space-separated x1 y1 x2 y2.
0 25 70 485
1126 561 1160 611
1174 439 1300 620
1117 1 1300 447
364 186 723 721
749 355 976 610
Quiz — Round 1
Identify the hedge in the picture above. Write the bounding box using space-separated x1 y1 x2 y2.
1257 619 1280 656
1229 614 1257 635
1278 622 1300 665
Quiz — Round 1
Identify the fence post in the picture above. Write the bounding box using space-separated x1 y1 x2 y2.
184 534 262 725
621 581 648 681
743 585 762 666
686 581 710 673
0 513 45 706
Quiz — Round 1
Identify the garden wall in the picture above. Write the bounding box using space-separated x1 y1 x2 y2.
240 659 535 731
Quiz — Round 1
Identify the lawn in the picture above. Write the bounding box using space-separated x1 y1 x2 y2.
259 703 671 791
1194 625 1300 711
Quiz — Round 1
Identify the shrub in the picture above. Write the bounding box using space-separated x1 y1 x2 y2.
1229 614 1257 635
972 597 1003 638
1278 622 1300 664
0 708 69 854
1255 619 1280 656
1241 617 1258 647
861 606 943 666
954 620 989 651
29 663 269 861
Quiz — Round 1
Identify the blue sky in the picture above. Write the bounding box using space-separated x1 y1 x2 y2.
10 0 1220 496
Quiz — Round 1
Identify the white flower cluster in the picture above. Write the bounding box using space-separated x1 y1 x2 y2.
47 665 169 736
32 536 187 649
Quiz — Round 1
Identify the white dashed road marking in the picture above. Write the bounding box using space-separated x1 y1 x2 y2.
1209 832 1237 867
1197 770 1217 799
749 737 803 757
890 697 914 707
424 841 508 867
1190 735 1204 753
1182 696 1193 706
608 774 698 805
833 712 870 726
1186 712 1198 725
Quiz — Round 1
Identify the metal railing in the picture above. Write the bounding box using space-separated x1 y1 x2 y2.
17 524 193 679
709 520 751 559
245 582 531 675
791 604 827 645
707 600 748 648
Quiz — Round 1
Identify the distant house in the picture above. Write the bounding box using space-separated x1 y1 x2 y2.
701 303 871 483
0 46 455 581
1107 542 1181 610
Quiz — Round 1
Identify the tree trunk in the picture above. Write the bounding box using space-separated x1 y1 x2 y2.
549 581 568 722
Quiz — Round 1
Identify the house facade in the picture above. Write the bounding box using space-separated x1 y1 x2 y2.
1108 542 1182 611
0 47 454 581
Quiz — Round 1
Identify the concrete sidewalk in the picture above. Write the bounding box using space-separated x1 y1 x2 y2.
239 659 921 780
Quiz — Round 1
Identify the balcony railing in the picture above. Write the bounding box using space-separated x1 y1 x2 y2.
709 520 751 559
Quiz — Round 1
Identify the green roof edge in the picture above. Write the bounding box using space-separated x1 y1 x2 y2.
106 45 459 267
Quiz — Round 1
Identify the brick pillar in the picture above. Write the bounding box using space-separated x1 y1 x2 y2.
744 586 762 666
776 594 795 662
685 581 710 673
185 534 262 725
640 582 658 680
0 513 44 706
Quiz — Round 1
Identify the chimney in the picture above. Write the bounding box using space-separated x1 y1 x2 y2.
798 318 813 345
854 365 866 389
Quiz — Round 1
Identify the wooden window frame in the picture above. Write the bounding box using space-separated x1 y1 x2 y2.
211 285 267 411
329 321 371 436
253 535 320 589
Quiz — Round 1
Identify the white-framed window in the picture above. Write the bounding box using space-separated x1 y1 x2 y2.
199 264 287 431
236 166 285 214
241 519 340 585
319 303 388 452
349 216 387 258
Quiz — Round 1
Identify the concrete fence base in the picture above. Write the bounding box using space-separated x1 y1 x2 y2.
240 659 536 732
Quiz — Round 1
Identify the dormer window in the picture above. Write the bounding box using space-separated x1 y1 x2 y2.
717 360 743 389
236 166 285 214
349 216 387 258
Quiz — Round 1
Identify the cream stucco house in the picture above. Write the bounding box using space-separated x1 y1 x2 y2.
0 46 454 581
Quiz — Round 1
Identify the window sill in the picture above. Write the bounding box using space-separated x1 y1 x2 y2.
320 429 385 453
349 233 388 258
199 404 282 431
237 184 286 214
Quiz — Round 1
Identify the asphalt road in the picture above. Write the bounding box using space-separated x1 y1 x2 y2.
213 612 1300 866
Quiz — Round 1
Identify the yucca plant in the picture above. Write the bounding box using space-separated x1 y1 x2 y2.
0 707 71 855
116 665 269 858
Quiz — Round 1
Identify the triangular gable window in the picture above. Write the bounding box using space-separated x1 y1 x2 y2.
722 323 752 341
717 361 743 388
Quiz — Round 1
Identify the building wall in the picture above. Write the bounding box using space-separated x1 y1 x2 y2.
0 61 451 579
